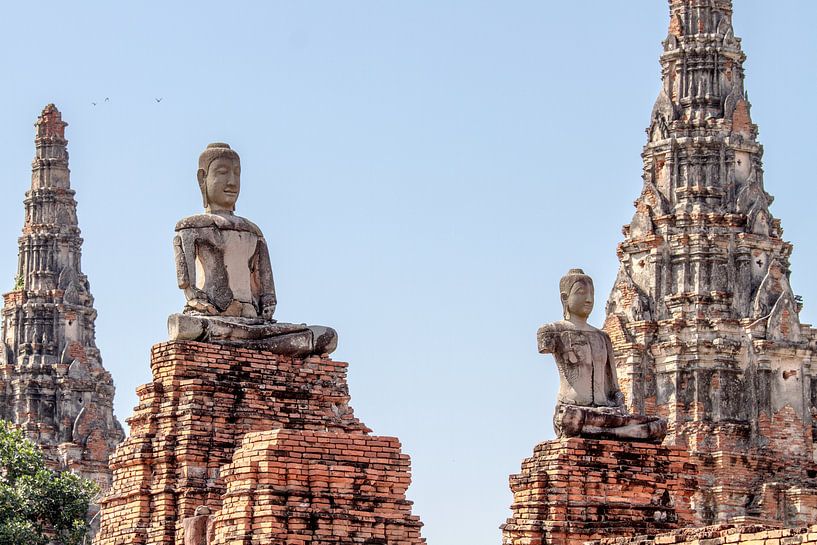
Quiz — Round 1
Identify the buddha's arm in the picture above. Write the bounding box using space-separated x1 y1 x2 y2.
536 324 560 355
604 333 625 406
173 234 190 290
174 231 216 314
252 236 277 319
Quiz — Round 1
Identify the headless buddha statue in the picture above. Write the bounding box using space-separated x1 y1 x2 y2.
537 269 666 442
168 143 337 356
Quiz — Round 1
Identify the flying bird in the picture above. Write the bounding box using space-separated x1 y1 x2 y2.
155 98 163 103
104 97 110 102
91 102 97 106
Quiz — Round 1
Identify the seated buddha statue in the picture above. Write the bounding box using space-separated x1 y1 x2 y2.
167 143 337 356
537 268 666 442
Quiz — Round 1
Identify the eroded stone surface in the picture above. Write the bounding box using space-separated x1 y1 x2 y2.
538 269 666 442
182 507 212 545
169 143 336 356
605 0 817 525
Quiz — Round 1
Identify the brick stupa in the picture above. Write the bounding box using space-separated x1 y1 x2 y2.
0 105 124 489
501 438 697 545
95 143 425 545
96 343 425 545
605 0 817 526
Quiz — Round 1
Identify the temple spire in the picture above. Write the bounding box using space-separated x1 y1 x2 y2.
35 103 67 140
654 0 750 131
668 0 735 38
605 1 817 526
31 104 72 192
0 105 123 502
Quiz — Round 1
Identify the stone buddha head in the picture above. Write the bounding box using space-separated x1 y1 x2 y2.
197 143 241 213
559 268 594 321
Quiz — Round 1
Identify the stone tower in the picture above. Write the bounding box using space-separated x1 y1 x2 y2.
0 104 124 490
605 1 817 526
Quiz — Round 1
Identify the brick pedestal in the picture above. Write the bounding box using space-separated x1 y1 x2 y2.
501 438 697 545
212 429 423 544
95 341 425 545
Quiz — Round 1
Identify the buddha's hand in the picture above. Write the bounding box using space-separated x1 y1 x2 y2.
260 294 277 321
186 298 218 315
262 303 276 321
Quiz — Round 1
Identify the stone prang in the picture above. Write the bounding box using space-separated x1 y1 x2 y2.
605 0 817 526
0 105 124 489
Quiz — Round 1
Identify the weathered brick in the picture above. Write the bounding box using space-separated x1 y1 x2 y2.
95 341 424 545
501 438 696 545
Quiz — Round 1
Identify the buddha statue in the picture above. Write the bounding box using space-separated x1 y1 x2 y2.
168 143 337 356
537 269 666 442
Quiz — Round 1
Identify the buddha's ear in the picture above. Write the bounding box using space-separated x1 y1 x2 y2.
197 169 208 208
560 292 568 305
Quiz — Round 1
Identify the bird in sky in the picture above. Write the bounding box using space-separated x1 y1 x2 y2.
155 98 163 103
91 102 97 106
104 97 110 102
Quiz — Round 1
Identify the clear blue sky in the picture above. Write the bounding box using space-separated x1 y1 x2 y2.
1 2 816 544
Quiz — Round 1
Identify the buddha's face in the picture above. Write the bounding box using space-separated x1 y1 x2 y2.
563 279 594 320
201 157 241 212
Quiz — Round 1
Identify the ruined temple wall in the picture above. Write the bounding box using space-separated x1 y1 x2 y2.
213 429 424 545
501 438 697 545
592 524 817 545
96 341 424 545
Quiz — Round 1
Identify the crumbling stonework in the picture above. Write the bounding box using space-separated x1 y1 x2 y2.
0 104 123 490
501 438 697 545
605 0 817 526
95 341 425 545
591 524 817 545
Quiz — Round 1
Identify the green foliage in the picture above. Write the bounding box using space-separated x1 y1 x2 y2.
12 274 22 291
0 421 97 545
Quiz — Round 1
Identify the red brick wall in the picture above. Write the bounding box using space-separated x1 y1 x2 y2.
213 429 424 545
501 438 697 545
592 524 817 545
95 341 424 545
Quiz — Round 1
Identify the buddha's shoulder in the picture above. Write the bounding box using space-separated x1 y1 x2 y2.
537 321 607 337
175 213 263 236
537 320 573 336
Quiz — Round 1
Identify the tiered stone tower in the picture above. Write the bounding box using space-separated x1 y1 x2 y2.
605 0 817 526
0 104 124 489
